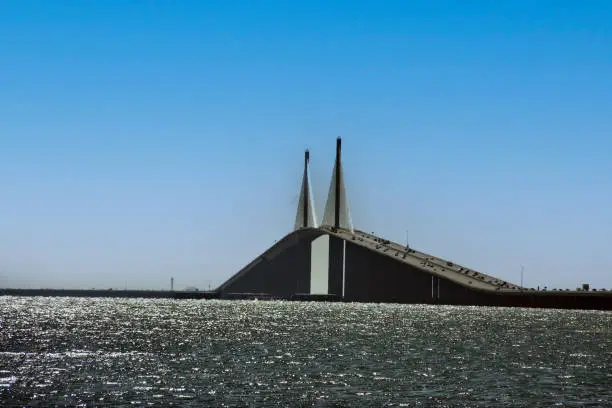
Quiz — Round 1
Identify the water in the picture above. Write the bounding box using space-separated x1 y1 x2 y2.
0 297 610 407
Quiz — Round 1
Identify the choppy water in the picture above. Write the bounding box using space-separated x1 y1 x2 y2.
0 297 610 407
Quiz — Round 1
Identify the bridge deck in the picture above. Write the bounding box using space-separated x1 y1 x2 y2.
220 226 607 297
321 226 523 293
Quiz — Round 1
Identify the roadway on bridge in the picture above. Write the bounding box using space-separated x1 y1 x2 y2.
321 226 523 293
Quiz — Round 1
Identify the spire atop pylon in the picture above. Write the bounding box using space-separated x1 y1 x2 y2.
322 137 353 232
294 149 318 230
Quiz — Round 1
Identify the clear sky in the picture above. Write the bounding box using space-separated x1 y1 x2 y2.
1 1 611 291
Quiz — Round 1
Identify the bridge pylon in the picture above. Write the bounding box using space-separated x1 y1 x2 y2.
322 137 353 233
294 149 318 230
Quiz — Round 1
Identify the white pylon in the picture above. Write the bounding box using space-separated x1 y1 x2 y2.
322 137 353 232
294 150 318 230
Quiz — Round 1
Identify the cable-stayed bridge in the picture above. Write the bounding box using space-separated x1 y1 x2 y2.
1 137 610 310
217 138 611 310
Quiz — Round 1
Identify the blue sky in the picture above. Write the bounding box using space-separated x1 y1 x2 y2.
1 1 611 290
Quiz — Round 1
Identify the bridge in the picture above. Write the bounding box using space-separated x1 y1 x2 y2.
217 138 611 310
1 137 608 309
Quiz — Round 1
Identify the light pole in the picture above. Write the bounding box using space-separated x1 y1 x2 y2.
520 265 524 290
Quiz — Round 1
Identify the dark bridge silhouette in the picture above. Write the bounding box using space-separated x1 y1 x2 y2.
218 138 612 310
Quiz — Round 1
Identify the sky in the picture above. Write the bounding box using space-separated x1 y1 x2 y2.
1 1 611 291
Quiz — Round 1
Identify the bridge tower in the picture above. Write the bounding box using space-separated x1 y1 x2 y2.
308 137 354 298
322 137 353 232
294 149 318 230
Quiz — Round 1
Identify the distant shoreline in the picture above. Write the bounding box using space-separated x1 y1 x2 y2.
0 288 220 300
